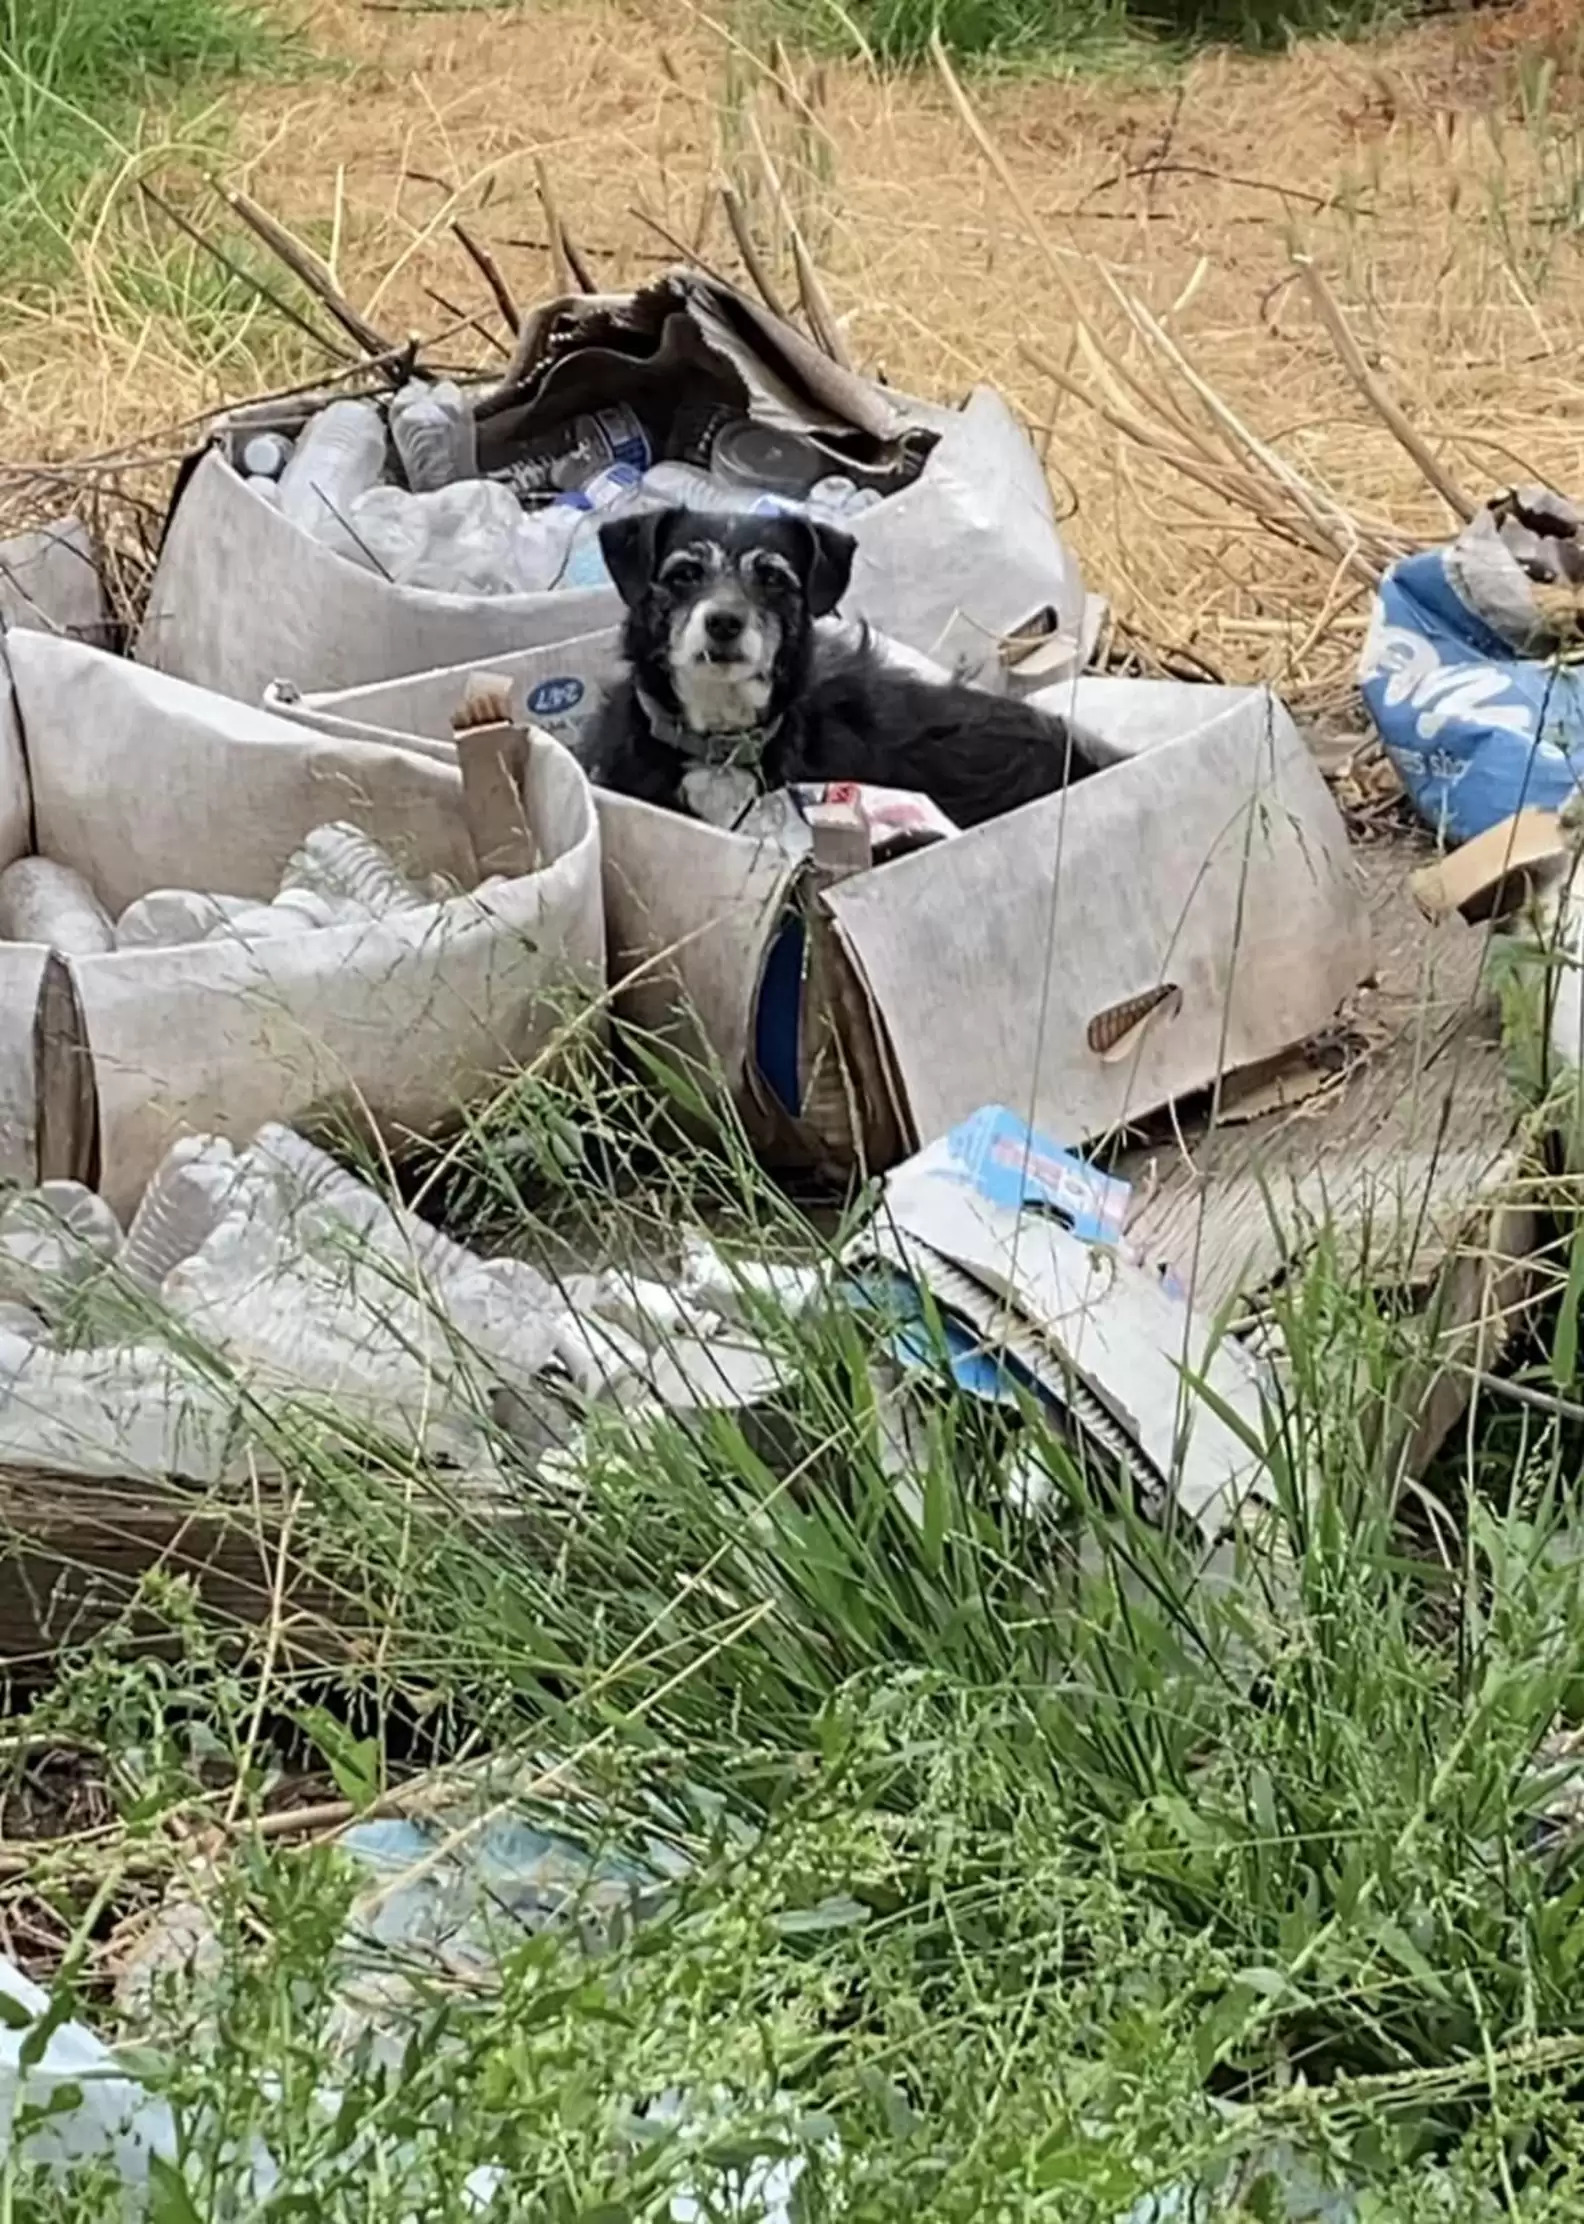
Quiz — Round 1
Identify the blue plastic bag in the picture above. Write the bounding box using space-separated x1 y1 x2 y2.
1359 543 1584 844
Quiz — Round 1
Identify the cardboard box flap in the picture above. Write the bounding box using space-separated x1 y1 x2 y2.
821 685 1371 1150
0 518 110 647
268 630 627 763
599 802 800 1090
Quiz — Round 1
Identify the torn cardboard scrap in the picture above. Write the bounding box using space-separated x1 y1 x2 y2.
847 1105 1275 1543
1409 807 1568 924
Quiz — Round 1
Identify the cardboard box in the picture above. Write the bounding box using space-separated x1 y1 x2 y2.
0 634 605 1215
135 270 1086 706
271 647 1372 1172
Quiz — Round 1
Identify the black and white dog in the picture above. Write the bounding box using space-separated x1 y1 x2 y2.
582 504 1100 829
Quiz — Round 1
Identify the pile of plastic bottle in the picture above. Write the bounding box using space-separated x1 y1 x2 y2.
240 382 891 597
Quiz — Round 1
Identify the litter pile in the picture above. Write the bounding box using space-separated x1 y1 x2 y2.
138 272 1092 702
0 820 453 955
2 211 1582 2224
0 1122 803 1485
0 254 1573 1625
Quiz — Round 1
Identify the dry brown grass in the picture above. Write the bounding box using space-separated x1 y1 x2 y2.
4 0 1584 693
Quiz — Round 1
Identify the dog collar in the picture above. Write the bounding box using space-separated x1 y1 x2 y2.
636 686 782 770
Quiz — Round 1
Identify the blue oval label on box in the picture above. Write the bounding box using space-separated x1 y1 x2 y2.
528 676 585 718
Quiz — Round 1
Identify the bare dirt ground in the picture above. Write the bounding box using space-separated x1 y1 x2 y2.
4 0 1583 689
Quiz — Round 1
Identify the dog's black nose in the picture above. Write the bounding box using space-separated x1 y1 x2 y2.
704 607 745 647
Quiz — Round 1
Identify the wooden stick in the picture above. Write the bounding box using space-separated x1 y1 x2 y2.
628 204 736 293
1105 275 1376 569
1022 342 1384 583
451 220 521 335
746 114 852 367
222 187 395 357
931 34 1090 329
138 183 354 362
720 182 790 321
534 159 598 294
1293 253 1476 523
422 284 509 358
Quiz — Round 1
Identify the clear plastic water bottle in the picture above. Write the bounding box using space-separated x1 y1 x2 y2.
552 460 643 591
241 432 292 480
276 400 388 538
390 379 477 493
638 461 785 517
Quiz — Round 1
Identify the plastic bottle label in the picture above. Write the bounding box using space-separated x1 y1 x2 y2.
591 406 651 472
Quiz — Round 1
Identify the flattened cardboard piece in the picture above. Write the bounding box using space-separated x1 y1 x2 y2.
0 517 110 647
3 637 604 1216
1409 807 1567 924
854 1107 1273 1540
820 683 1372 1152
135 449 621 707
495 274 918 446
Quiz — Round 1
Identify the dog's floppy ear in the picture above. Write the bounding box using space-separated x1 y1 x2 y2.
598 507 675 607
789 516 856 617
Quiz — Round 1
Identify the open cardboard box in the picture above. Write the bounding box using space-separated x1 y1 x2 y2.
0 633 604 1216
272 642 1373 1172
135 270 1092 708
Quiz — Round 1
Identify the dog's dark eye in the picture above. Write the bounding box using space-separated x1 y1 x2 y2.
746 551 800 595
661 557 705 592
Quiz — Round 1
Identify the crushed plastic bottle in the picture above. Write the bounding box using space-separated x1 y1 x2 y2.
115 890 259 950
637 461 784 518
390 379 477 493
275 400 388 539
634 461 883 528
280 822 433 918
333 480 581 595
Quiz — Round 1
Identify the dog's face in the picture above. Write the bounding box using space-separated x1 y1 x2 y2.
599 506 854 740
